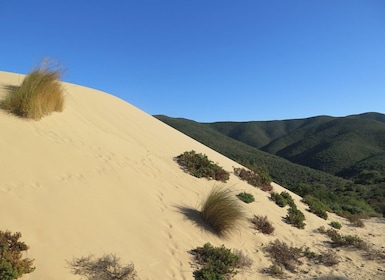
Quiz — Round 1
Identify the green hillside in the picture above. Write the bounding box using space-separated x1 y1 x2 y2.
155 113 385 216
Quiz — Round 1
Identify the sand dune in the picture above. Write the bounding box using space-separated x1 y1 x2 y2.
1 71 384 280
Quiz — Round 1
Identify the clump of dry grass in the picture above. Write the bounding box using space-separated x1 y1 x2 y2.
250 215 275 234
2 58 64 120
68 254 138 280
200 186 245 237
265 239 303 273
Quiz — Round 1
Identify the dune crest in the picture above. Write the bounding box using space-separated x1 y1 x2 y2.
1 71 384 280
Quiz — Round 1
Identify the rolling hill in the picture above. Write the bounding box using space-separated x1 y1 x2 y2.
155 114 385 216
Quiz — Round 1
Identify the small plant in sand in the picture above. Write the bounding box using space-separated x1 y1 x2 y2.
330 221 342 229
1 58 65 120
68 254 138 280
200 186 245 237
270 191 295 208
265 239 303 273
191 243 251 280
285 206 306 229
176 150 230 182
236 192 255 204
0 230 35 280
250 215 275 235
302 195 329 220
346 215 365 228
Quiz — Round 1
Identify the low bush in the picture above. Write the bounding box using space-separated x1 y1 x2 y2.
270 192 287 207
68 254 138 280
0 230 35 280
330 221 342 229
200 186 245 237
192 243 248 280
1 59 64 120
233 167 272 191
346 215 365 228
270 191 295 208
176 151 230 182
236 192 255 204
302 195 328 220
250 215 275 235
285 207 306 229
323 229 364 248
265 239 303 273
318 249 340 266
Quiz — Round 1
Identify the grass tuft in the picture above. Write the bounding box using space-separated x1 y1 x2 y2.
200 186 245 237
1 58 64 120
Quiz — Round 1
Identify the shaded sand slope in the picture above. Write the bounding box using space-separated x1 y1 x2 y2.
1 71 384 280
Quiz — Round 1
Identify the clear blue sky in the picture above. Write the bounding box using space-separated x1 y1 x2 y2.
1 1 384 122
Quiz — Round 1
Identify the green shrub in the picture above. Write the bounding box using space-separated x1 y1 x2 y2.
233 167 272 191
250 215 275 235
0 231 35 280
324 229 364 248
176 151 230 182
270 191 295 208
286 207 306 229
68 254 138 280
280 191 295 207
1 59 64 120
330 221 342 229
270 192 287 207
191 243 240 280
236 192 255 203
200 186 245 237
302 195 328 220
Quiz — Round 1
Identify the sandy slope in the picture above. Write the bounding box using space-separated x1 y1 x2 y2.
0 71 384 280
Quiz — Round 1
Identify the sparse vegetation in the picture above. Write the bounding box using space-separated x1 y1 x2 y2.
330 221 342 229
200 186 245 237
68 254 138 280
191 243 248 280
346 215 365 228
176 150 230 182
323 228 365 248
1 59 64 120
236 192 255 204
250 215 275 234
265 239 303 273
0 230 35 280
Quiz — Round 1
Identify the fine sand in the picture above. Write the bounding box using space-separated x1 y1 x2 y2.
1 71 384 280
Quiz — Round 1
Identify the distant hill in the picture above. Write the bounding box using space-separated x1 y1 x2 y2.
155 113 385 216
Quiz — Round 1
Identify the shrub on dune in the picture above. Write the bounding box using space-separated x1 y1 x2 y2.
1 59 64 120
200 186 245 237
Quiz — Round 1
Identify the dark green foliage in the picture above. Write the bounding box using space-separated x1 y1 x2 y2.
286 207 306 229
176 150 229 182
270 192 287 207
0 231 35 280
250 215 275 234
270 191 295 208
236 192 255 203
191 243 240 280
200 186 245 237
302 195 328 220
156 114 383 217
68 254 138 280
330 221 342 229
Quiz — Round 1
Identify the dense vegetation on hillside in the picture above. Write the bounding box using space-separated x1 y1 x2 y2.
155 113 385 216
